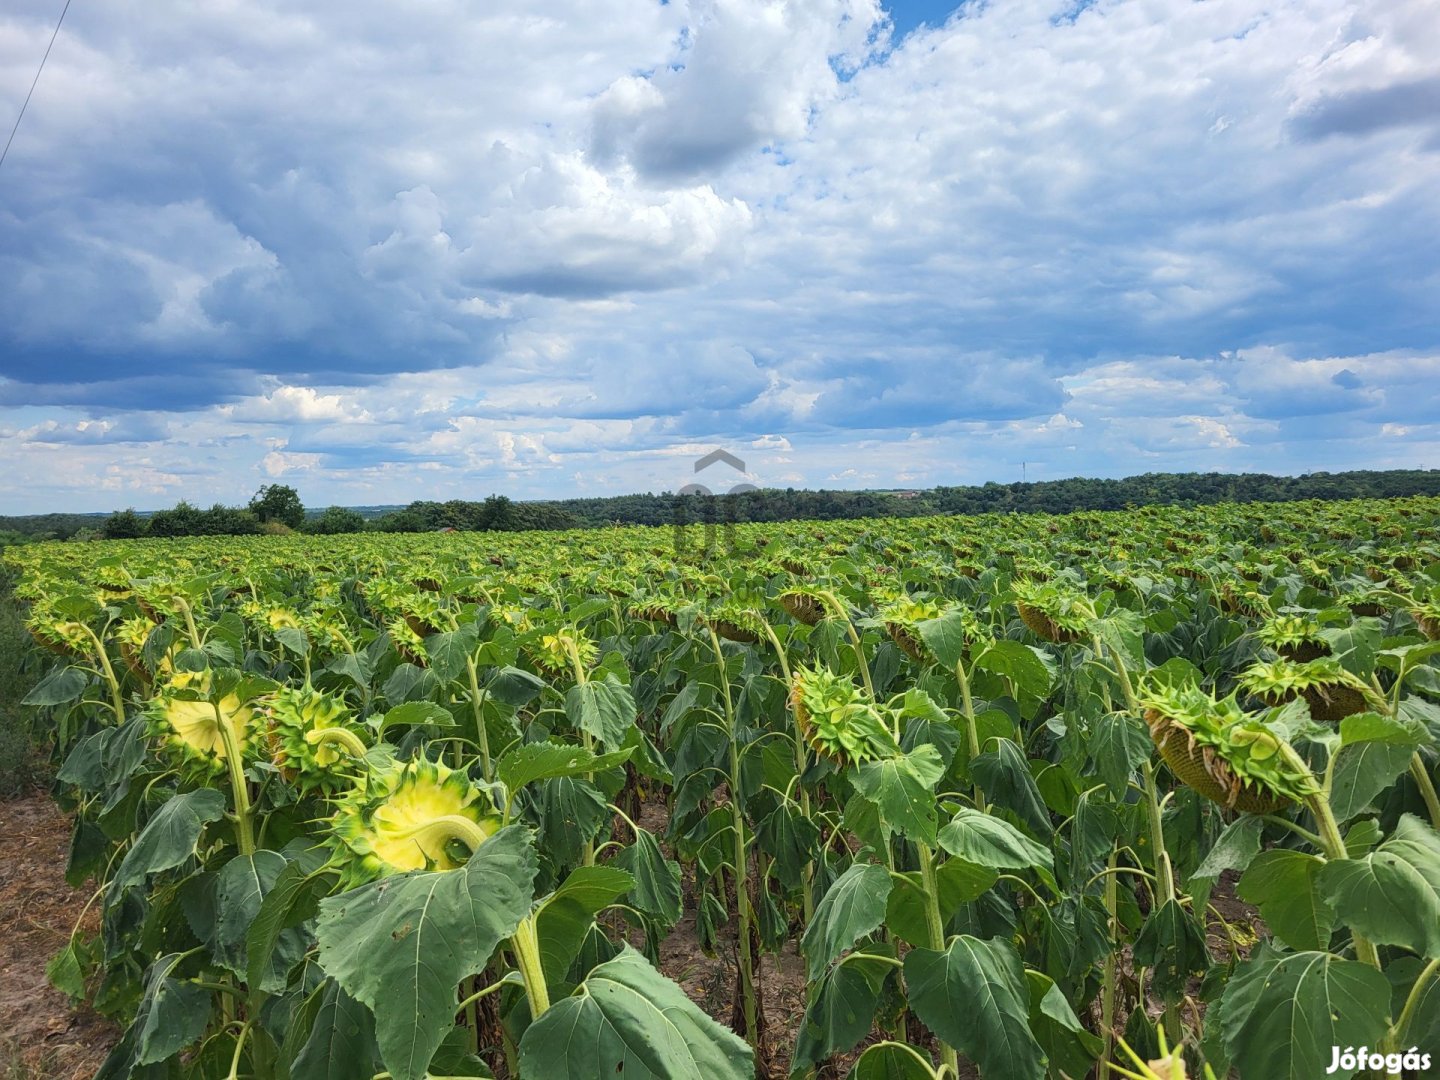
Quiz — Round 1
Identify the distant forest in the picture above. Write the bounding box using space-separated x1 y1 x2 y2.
2 468 1439 543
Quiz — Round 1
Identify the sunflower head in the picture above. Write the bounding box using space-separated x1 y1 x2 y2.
1139 682 1316 813
387 617 428 665
1218 582 1265 616
629 596 681 627
704 603 764 644
330 757 502 887
115 615 161 680
147 676 255 773
26 610 91 657
778 588 828 626
1011 580 1090 644
1237 658 1372 724
303 608 353 652
259 686 366 795
790 666 900 767
1331 588 1385 618
879 596 947 661
531 627 599 677
775 552 812 577
1256 614 1328 662
1411 601 1440 641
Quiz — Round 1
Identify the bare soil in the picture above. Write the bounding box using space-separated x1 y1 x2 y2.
0 792 116 1080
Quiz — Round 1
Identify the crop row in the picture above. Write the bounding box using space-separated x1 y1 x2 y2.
6 495 1440 1079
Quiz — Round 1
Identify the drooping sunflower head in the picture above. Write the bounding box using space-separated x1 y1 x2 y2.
531 627 599 677
1011 579 1090 644
1139 682 1316 813
1218 582 1265 616
94 563 132 595
399 592 448 637
1328 587 1382 618
302 607 353 652
358 577 410 620
778 587 828 626
1237 658 1373 723
1256 614 1328 661
258 685 367 795
26 608 91 657
330 757 502 887
629 594 682 627
790 666 900 767
704 603 764 644
773 551 813 577
1411 600 1440 641
879 596 947 661
147 676 255 773
114 614 161 678
387 617 428 664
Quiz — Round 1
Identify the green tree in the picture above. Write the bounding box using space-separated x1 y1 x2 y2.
248 484 305 529
308 506 367 534
374 507 427 533
199 504 263 535
148 500 203 537
482 494 515 530
102 508 148 539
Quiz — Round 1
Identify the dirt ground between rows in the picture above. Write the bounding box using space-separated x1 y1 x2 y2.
0 793 116 1080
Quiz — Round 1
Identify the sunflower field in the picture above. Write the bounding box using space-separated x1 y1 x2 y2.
7 495 1440 1080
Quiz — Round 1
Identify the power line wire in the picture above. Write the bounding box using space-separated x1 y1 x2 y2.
0 0 74 174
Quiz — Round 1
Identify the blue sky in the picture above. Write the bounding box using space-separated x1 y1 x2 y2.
1 0 1437 513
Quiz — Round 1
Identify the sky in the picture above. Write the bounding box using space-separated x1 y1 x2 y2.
1 0 1437 514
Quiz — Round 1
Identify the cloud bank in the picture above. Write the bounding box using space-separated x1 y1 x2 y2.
0 0 1436 511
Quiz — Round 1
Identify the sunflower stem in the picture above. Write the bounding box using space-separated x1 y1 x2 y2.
761 616 814 922
305 726 368 759
917 842 959 1077
388 814 492 856
225 1018 252 1080
176 597 204 650
1099 634 1181 1042
710 626 759 1051
465 657 493 784
214 700 254 856
1292 754 1383 970
81 624 127 723
454 973 513 1015
566 640 597 866
822 590 874 698
1391 956 1440 1050
954 659 987 813
1408 753 1440 830
510 915 550 1018
1100 847 1119 1080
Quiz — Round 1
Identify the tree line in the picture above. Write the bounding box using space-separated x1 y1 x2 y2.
1 468 1437 544
90 489 576 539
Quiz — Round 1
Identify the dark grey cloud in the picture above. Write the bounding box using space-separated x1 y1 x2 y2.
12 413 170 445
806 356 1069 428
1290 77 1440 142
